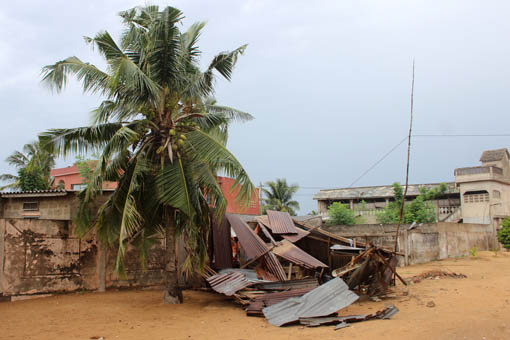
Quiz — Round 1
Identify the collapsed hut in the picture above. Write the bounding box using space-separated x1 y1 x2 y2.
203 211 403 325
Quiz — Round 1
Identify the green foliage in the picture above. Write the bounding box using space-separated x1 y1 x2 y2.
497 217 510 249
0 141 55 191
376 182 447 224
327 202 356 225
39 4 255 283
261 178 300 216
18 168 47 191
470 247 477 257
75 154 99 185
46 6 253 282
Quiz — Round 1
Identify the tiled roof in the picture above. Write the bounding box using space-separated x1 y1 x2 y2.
479 148 509 162
0 189 69 198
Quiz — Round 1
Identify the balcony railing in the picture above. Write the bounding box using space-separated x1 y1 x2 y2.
454 166 503 177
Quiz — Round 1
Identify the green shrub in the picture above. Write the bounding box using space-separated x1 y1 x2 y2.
470 247 477 257
327 202 356 225
497 217 510 249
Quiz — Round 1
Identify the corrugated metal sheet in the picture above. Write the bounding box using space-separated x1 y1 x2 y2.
206 271 253 296
227 214 269 260
263 278 359 326
255 278 318 291
212 216 233 269
257 215 309 243
226 214 287 281
267 210 298 234
247 287 313 315
272 240 328 269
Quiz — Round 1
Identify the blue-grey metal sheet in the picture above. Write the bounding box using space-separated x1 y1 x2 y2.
262 278 359 326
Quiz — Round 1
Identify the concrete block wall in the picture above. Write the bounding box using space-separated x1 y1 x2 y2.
323 222 495 266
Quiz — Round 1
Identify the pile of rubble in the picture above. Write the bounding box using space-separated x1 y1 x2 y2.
203 211 402 329
409 269 467 283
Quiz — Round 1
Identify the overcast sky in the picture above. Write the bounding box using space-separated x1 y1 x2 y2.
2 0 510 214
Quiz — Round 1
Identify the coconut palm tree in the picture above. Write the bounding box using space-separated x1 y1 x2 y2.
261 178 300 216
40 5 255 304
0 141 55 191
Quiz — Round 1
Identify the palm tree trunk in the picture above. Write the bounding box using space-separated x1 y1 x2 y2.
163 207 183 304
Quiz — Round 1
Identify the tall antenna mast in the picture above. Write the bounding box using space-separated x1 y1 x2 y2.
394 59 415 252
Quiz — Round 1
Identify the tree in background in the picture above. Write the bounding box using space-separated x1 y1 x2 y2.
377 182 447 224
261 178 300 216
40 5 254 304
497 217 510 249
0 141 55 191
327 202 356 225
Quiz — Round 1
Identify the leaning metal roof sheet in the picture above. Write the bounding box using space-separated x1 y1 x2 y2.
272 240 328 269
226 214 287 281
227 213 269 260
267 210 298 234
263 278 359 326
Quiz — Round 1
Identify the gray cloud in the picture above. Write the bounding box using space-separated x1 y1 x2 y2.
1 0 510 214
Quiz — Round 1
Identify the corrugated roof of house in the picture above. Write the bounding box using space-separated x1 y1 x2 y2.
313 182 457 201
479 148 509 162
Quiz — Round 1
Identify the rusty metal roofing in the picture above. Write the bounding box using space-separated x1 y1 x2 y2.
257 215 309 242
227 214 269 260
263 278 359 326
226 214 287 281
247 287 314 316
272 240 328 269
267 210 298 234
212 216 233 269
255 278 319 291
206 271 253 296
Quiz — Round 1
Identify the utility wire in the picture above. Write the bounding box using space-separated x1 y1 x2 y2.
348 136 408 188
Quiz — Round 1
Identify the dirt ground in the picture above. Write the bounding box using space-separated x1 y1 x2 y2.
1 251 510 340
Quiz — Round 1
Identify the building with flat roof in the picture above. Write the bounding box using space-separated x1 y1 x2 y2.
314 148 510 229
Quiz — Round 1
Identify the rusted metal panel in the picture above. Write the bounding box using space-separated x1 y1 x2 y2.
226 214 287 281
246 287 314 315
272 240 328 269
227 214 268 260
263 278 359 326
212 216 233 269
257 215 309 242
206 271 253 296
267 210 298 234
255 277 318 291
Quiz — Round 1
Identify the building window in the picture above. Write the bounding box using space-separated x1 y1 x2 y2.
493 190 501 199
71 184 87 190
463 190 489 203
23 202 39 211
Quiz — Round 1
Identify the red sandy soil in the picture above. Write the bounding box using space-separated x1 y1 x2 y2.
1 251 510 340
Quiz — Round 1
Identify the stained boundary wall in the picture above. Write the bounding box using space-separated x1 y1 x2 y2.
322 222 498 266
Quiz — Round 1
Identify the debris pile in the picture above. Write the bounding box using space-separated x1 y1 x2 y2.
409 269 467 283
203 211 402 328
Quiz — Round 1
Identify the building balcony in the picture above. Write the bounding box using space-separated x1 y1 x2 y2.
454 166 507 183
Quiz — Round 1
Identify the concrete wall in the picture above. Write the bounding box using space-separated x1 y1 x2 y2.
323 222 497 266
0 218 168 299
